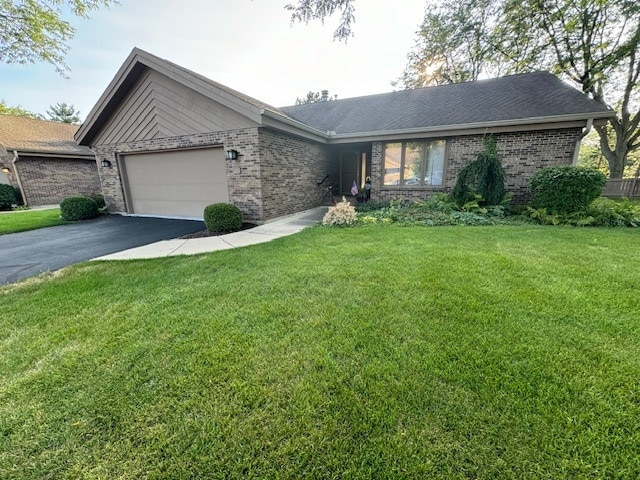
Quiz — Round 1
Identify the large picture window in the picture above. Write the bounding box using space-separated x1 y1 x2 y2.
383 140 445 187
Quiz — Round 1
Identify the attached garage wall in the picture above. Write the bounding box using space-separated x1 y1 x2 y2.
16 155 101 206
121 148 228 219
94 128 264 221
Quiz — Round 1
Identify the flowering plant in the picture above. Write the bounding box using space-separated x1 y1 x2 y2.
322 196 357 226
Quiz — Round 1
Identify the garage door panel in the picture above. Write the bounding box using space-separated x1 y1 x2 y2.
123 148 229 218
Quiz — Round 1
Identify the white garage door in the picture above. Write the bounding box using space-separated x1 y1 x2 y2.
122 148 229 219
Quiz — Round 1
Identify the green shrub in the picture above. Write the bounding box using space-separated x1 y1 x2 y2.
60 196 99 221
88 193 106 209
204 203 243 232
526 199 640 227
530 166 607 213
0 183 16 210
451 136 506 207
12 186 23 206
586 198 640 227
354 200 390 213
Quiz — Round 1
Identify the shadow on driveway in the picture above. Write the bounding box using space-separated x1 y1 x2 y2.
0 215 205 285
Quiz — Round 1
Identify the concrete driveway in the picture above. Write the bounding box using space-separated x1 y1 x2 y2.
0 215 205 285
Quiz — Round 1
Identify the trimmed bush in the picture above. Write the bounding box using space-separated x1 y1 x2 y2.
451 136 506 207
60 196 99 221
0 184 16 210
530 165 607 214
204 203 243 233
88 193 106 209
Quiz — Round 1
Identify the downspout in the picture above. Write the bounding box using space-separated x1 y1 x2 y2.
572 118 593 166
11 150 28 206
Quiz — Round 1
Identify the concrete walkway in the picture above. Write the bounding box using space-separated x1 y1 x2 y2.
94 206 328 261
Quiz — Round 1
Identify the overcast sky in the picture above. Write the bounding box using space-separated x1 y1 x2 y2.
0 0 427 121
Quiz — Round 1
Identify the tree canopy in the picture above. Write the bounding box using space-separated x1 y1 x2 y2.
397 0 640 179
286 0 355 40
295 90 337 105
47 102 80 123
0 0 116 74
0 99 41 118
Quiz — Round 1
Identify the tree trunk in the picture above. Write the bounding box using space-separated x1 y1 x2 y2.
595 121 628 179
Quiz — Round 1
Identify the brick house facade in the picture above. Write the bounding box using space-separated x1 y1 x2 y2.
370 128 583 204
75 49 614 221
0 114 99 207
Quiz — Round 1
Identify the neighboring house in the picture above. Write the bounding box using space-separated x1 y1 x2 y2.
75 48 614 221
0 114 100 206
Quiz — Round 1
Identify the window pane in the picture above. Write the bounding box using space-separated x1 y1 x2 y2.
425 140 445 186
403 142 423 185
383 143 402 185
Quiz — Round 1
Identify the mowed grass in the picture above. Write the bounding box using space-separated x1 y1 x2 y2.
0 208 65 235
1 226 639 479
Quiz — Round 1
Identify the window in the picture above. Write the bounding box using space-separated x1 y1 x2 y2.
383 140 445 187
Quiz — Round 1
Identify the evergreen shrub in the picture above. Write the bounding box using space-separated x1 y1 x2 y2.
451 136 506 207
0 184 16 210
204 203 243 233
60 196 99 221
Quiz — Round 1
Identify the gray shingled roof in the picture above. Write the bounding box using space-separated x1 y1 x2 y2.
0 114 93 156
279 72 613 135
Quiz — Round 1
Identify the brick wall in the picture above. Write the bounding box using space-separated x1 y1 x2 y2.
16 155 101 206
370 128 582 203
259 129 336 220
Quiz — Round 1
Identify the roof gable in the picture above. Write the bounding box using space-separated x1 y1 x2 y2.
92 69 262 145
279 72 614 136
75 48 282 145
0 114 92 156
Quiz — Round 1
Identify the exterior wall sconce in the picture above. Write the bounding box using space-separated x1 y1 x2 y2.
225 149 239 161
101 159 112 168
1 166 10 174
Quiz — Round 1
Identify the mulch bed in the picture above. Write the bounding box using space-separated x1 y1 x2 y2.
178 223 257 239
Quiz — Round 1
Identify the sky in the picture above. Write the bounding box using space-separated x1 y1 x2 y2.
0 0 427 121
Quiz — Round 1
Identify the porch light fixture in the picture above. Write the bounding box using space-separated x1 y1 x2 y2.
1 166 10 174
101 159 112 168
225 149 239 161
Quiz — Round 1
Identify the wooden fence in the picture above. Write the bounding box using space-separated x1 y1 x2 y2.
603 178 640 198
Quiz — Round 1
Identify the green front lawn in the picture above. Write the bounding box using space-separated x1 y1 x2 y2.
0 208 66 235
1 226 639 478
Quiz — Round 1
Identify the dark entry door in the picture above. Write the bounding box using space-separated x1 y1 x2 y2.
340 151 360 195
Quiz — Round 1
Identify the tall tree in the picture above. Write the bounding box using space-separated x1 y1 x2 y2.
399 0 640 179
295 91 337 104
396 0 505 88
47 102 80 123
0 99 41 118
0 0 116 75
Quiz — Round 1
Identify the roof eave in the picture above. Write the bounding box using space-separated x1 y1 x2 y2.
13 149 95 159
261 109 330 143
326 112 615 143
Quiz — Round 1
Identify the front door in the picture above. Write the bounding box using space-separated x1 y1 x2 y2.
340 151 360 195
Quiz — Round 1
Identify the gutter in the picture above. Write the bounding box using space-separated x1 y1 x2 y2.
261 109 613 144
11 150 28 206
330 113 611 141
573 118 593 165
260 109 329 140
